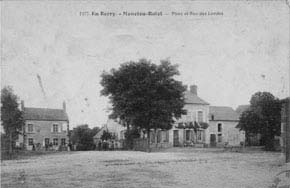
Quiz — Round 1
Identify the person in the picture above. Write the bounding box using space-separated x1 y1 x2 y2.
98 140 102 151
103 140 108 151
49 142 53 151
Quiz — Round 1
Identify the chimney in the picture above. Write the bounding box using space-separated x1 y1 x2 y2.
190 85 197 95
63 101 66 112
21 100 24 111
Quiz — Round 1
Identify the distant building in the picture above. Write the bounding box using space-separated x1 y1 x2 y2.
209 106 245 147
168 85 210 147
17 101 69 151
93 119 126 149
101 85 246 150
136 85 245 149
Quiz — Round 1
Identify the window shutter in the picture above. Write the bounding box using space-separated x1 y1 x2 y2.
58 124 61 133
51 125 53 132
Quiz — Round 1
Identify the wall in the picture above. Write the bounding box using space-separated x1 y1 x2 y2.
106 119 126 140
24 120 69 150
168 103 209 146
208 120 245 146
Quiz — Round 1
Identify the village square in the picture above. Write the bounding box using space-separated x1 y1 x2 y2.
1 1 290 188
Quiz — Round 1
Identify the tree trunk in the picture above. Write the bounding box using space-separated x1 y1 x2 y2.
9 132 13 159
147 129 151 153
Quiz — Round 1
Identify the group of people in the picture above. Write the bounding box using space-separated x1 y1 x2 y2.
97 140 116 151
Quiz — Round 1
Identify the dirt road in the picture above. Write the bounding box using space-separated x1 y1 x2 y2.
1 148 288 188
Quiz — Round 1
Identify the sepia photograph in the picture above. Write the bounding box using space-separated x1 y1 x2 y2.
1 1 290 187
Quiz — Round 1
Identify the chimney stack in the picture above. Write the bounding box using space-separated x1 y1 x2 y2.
63 101 66 112
21 100 24 111
190 85 197 95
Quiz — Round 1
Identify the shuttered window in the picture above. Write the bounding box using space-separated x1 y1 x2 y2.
53 124 58 132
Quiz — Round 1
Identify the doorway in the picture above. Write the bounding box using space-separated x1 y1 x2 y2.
210 134 217 147
173 130 179 147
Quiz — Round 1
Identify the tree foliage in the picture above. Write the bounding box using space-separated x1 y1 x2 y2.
237 92 281 150
100 59 186 151
1 86 24 155
70 125 100 151
100 130 114 141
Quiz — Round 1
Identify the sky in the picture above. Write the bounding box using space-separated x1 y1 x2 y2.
1 1 289 128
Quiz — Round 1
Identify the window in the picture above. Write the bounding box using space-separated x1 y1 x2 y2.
28 138 34 145
218 133 222 143
186 130 191 141
53 124 58 132
28 124 33 132
61 138 66 146
218 123 222 132
211 115 214 120
53 138 58 145
45 138 50 146
197 111 203 122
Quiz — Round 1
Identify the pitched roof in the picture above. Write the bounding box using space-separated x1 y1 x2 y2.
24 107 68 121
235 105 250 116
93 126 107 139
184 91 209 105
209 106 239 121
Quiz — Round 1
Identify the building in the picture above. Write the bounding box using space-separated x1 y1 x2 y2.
167 85 210 147
18 101 69 151
102 85 245 149
93 119 126 149
208 106 245 147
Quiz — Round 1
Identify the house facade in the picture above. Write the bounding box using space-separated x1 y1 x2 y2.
208 106 245 147
18 101 69 151
102 85 245 149
167 85 210 147
93 119 126 149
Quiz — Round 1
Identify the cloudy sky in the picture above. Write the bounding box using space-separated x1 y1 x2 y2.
1 1 289 128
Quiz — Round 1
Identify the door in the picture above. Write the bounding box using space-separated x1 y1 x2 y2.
173 130 179 147
210 134 216 147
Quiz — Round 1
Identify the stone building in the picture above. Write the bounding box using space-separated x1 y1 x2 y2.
208 106 245 147
18 101 69 151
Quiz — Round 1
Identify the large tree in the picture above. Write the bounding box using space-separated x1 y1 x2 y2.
70 125 99 151
100 59 186 151
237 92 281 151
1 86 24 155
